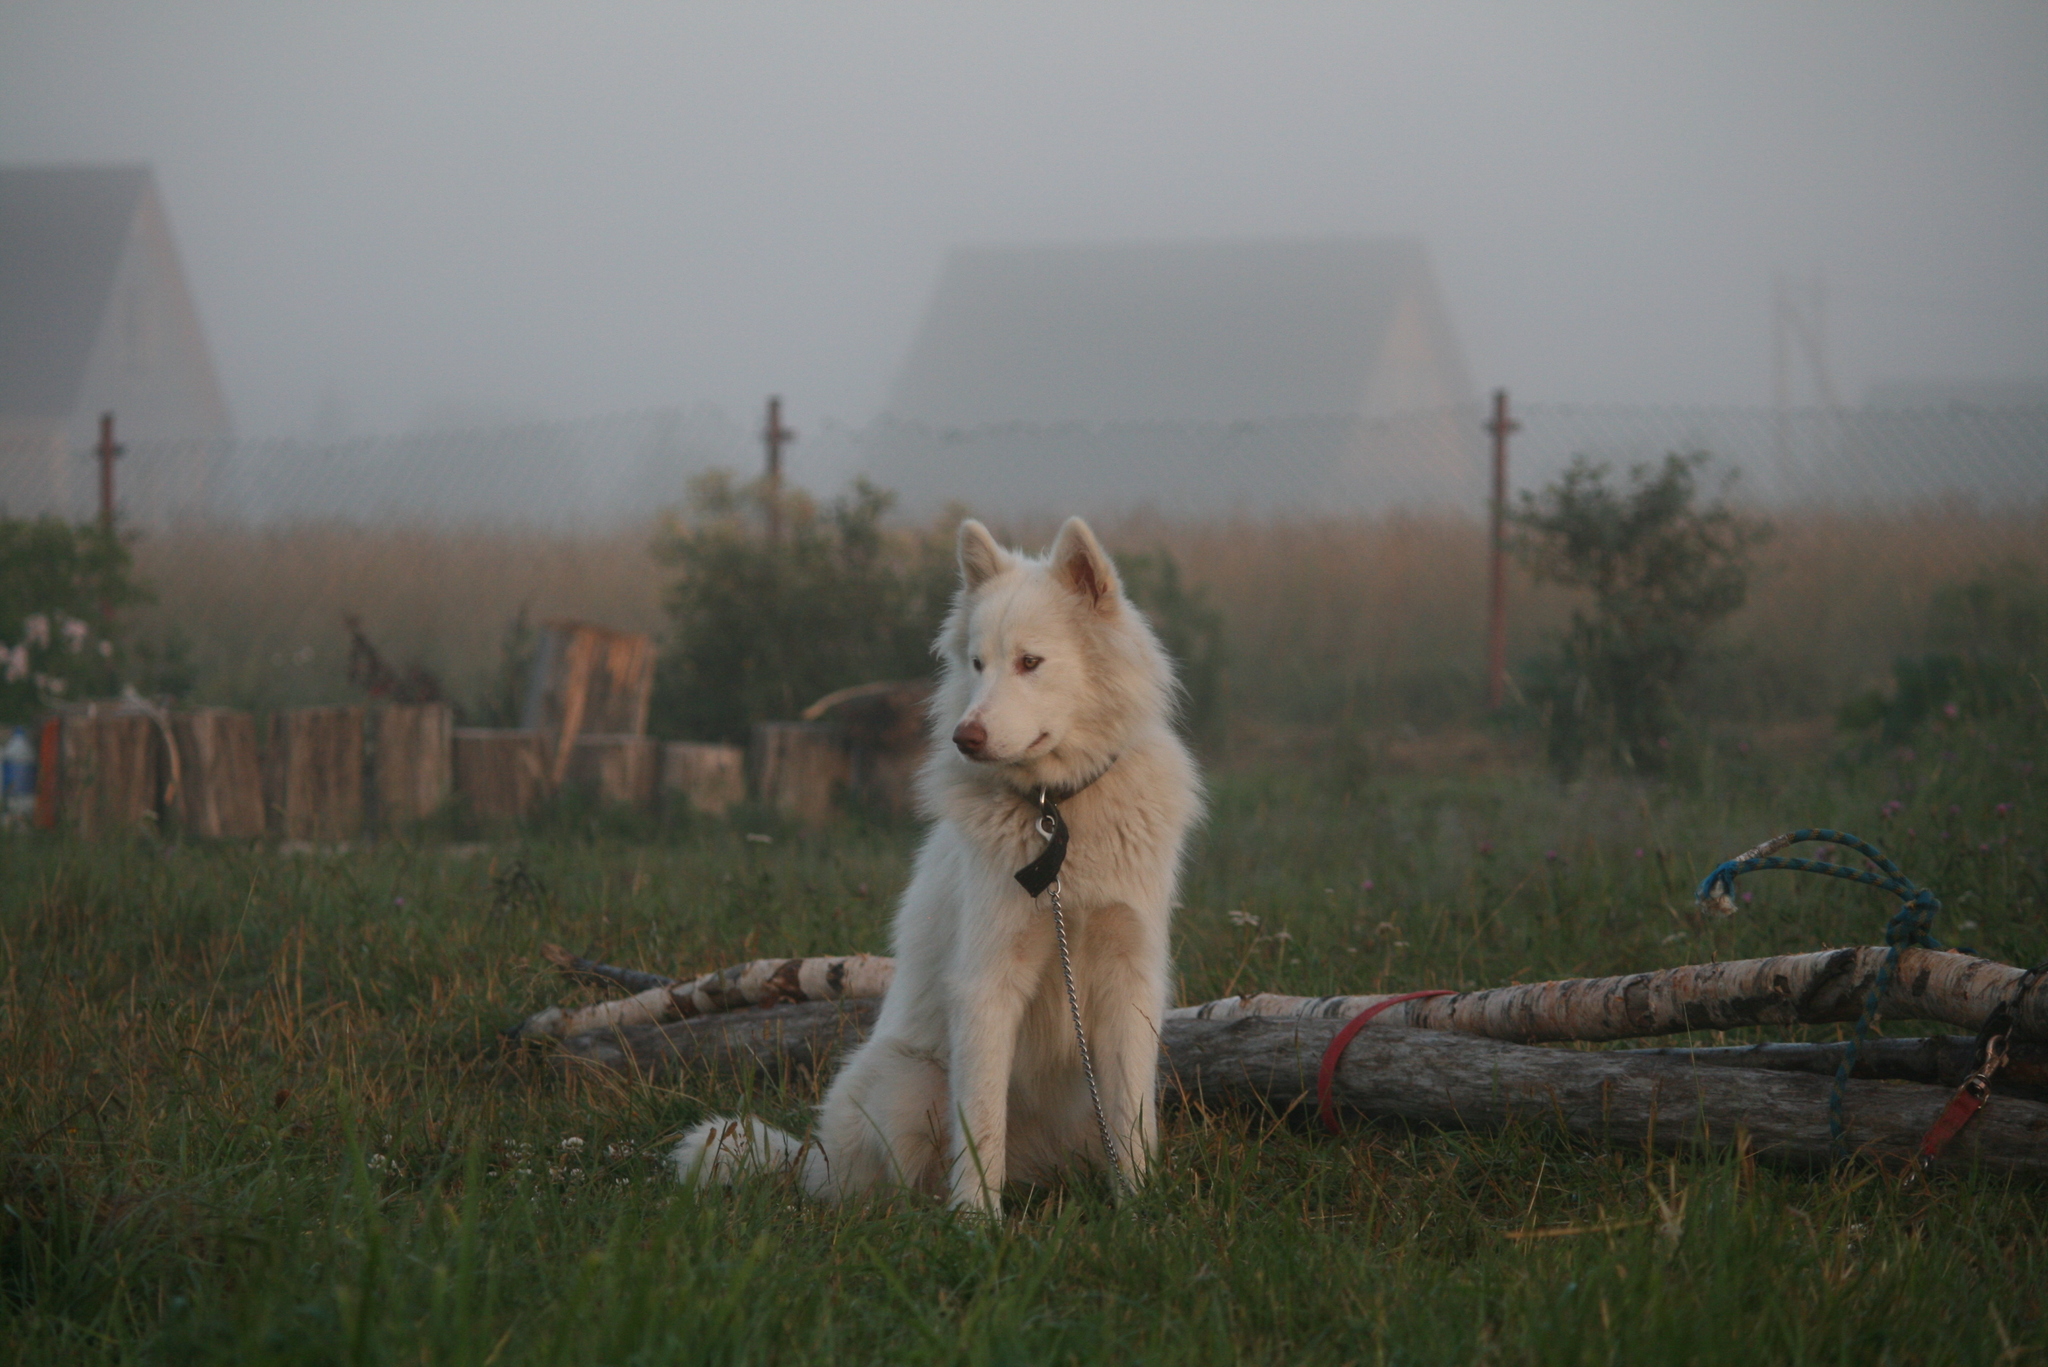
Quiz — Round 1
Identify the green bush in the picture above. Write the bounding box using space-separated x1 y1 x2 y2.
648 474 956 743
0 517 152 724
1838 562 2048 742
1511 452 1770 779
646 475 1227 747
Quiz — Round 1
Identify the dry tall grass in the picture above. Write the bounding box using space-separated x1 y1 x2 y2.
130 522 668 712
128 503 2048 727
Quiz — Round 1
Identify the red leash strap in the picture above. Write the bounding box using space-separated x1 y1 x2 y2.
1912 1033 2009 1176
1318 990 1457 1135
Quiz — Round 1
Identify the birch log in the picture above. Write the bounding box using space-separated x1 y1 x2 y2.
550 1002 2048 1175
513 952 895 1040
517 945 2045 1045
1169 947 2048 1043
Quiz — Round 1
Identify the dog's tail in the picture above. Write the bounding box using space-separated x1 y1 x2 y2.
671 1116 811 1188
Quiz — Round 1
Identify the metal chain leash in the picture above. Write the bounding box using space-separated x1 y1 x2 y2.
1014 784 1129 1198
1045 874 1129 1197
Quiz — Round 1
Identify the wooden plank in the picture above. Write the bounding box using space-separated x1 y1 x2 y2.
374 702 453 826
751 721 849 826
265 707 364 841
59 707 161 837
564 733 658 809
660 741 746 816
170 708 264 838
518 621 656 786
452 728 550 823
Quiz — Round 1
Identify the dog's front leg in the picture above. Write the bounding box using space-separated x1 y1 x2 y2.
943 963 1032 1216
1082 903 1169 1190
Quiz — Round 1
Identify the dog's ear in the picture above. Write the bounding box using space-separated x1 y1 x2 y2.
957 519 1011 591
1048 517 1120 611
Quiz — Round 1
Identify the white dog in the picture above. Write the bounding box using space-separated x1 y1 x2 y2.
671 516 1201 1213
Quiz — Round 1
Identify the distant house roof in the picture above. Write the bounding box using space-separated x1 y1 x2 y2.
883 236 1472 426
866 237 1479 517
0 164 232 524
0 164 153 419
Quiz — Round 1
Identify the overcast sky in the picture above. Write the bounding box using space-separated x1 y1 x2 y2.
3 2 2044 439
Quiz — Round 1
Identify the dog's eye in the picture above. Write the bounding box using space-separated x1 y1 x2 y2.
971 656 983 673
1018 654 1043 672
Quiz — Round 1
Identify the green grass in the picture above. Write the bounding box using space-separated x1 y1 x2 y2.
3 730 2044 1364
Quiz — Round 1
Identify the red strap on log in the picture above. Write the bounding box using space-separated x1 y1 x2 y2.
1318 990 1457 1134
1916 1077 1991 1168
1914 1032 2008 1172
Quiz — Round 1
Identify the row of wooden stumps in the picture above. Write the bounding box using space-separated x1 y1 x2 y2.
515 944 2048 1177
27 674 931 839
26 703 750 839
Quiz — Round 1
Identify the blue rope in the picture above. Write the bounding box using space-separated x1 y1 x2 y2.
1693 827 1944 1155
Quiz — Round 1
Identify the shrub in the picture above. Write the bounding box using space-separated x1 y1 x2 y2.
1511 453 1770 779
1837 562 2048 742
648 474 955 743
0 517 152 724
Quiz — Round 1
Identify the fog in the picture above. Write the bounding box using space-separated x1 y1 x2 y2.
3 1 2044 459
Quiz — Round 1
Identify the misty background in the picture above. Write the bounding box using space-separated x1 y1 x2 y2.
4 2 2044 455
4 2 2046 740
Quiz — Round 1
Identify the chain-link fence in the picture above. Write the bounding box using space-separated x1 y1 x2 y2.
6 400 2044 528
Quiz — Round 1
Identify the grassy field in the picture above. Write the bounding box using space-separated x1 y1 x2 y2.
4 730 2045 1364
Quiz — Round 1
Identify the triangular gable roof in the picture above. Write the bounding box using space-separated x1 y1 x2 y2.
883 236 1470 426
0 164 152 418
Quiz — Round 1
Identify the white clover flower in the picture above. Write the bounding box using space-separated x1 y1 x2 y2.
61 618 88 653
24 615 49 648
4 646 25 682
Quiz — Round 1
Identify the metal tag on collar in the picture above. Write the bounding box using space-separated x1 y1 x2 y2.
1014 787 1069 897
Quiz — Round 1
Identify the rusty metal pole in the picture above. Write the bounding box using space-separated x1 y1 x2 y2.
97 411 122 534
1484 390 1518 711
762 396 794 545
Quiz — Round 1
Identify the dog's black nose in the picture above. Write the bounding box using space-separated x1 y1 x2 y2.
952 720 987 757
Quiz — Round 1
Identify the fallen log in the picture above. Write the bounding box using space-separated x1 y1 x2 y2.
516 945 2045 1045
514 949 894 1040
1169 1015 2048 1176
549 1000 2048 1176
1171 947 2047 1042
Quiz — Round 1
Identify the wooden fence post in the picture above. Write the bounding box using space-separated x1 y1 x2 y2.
660 742 746 816
59 706 161 837
170 708 265 838
751 722 849 827
266 707 364 841
374 703 453 827
564 734 658 809
452 729 551 824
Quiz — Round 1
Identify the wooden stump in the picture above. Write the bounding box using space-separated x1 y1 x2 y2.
800 680 931 816
374 703 453 826
564 733 657 809
751 722 850 826
452 729 550 823
660 742 746 816
170 708 264 838
265 707 364 841
60 707 162 837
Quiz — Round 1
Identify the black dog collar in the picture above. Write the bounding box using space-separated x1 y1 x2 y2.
1012 756 1117 897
